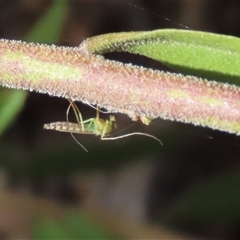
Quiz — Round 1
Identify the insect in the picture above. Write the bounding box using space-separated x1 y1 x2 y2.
43 100 162 152
86 102 153 125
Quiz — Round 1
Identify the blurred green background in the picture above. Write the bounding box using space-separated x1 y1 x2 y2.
0 1 240 239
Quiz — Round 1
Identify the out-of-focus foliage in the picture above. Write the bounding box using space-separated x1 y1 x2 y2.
0 0 67 137
33 213 117 239
163 170 240 235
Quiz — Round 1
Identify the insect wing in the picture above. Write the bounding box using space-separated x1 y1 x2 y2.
43 121 93 134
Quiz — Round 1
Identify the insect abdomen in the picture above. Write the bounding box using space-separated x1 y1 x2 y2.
43 122 83 133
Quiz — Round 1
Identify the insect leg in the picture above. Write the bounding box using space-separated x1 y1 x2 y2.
67 99 84 130
101 132 162 145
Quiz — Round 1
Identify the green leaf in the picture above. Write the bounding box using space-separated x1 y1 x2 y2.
83 29 240 85
24 0 68 43
0 88 27 135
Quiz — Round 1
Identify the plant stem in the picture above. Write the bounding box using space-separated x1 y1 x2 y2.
0 39 240 134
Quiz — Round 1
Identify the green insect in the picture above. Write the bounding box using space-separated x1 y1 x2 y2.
43 100 162 152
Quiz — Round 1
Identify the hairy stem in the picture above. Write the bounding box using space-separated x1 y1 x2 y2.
0 39 240 134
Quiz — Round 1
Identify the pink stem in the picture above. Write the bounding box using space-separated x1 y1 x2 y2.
0 39 240 134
